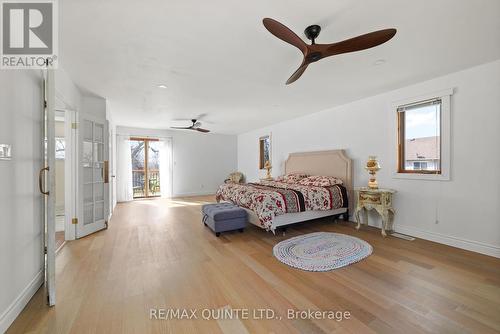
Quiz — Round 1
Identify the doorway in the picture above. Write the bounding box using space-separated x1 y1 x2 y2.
130 138 161 198
54 112 66 251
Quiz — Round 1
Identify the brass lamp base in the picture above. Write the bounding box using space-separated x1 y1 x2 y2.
365 156 381 189
368 178 379 189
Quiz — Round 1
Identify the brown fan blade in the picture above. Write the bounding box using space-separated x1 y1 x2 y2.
286 62 309 85
323 29 396 57
170 126 193 130
263 18 308 55
195 128 210 133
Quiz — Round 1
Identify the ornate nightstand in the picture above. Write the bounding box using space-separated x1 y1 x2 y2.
354 187 396 237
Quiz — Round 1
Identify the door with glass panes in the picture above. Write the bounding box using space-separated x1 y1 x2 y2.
77 113 109 238
130 138 161 198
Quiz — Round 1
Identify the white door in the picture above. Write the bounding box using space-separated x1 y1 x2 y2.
43 70 56 306
77 113 109 238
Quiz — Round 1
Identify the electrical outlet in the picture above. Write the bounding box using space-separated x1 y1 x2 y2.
0 144 12 160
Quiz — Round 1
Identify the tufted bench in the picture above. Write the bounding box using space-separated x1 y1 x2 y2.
201 202 247 237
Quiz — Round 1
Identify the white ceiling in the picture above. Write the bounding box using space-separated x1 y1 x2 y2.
60 0 500 134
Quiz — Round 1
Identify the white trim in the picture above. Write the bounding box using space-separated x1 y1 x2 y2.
0 270 43 333
392 172 450 181
395 225 500 258
172 190 215 197
64 108 77 241
391 88 454 109
392 88 453 181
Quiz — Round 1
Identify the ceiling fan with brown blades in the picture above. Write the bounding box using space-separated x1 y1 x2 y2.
170 119 210 133
262 18 397 84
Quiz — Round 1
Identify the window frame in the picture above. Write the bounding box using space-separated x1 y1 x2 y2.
393 88 453 181
397 98 442 175
259 135 271 170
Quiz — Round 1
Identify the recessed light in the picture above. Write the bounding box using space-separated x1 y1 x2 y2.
373 59 386 66
157 84 167 89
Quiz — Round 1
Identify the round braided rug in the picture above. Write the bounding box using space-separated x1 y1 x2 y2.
273 232 372 271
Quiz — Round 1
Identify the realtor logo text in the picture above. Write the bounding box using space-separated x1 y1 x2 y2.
1 0 58 69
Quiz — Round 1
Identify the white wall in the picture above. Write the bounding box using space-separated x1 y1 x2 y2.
82 95 106 118
0 70 44 332
238 60 500 258
116 127 237 197
55 66 81 111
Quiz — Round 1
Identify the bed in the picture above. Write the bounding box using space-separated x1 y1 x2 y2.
216 150 353 231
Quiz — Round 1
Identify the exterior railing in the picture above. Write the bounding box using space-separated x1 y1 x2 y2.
132 170 160 198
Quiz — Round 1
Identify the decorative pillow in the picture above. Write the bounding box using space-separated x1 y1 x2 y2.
276 173 309 184
298 175 343 187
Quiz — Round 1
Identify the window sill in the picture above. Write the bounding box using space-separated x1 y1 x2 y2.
393 172 450 181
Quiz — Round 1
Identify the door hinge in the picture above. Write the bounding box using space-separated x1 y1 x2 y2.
44 246 47 254
71 122 78 129
44 100 47 108
72 218 78 225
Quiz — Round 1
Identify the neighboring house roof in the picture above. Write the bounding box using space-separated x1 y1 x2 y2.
405 136 440 160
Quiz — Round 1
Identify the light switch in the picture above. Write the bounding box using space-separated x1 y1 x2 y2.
0 144 12 160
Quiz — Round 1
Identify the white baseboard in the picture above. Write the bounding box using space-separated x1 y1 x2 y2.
172 190 215 198
395 225 500 258
0 270 44 333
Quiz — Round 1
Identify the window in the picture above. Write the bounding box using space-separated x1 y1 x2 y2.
413 161 428 170
394 88 452 181
55 138 65 160
397 98 442 174
259 135 271 169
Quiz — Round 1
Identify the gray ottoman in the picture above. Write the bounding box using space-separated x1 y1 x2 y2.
202 203 247 237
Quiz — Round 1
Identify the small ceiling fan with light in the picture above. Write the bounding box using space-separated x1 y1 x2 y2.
262 18 397 84
170 119 210 133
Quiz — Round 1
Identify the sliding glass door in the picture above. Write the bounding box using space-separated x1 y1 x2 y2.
130 138 161 198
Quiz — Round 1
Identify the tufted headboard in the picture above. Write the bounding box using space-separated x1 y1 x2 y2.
284 149 353 211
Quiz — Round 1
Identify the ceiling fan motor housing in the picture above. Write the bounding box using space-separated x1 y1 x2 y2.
305 25 321 44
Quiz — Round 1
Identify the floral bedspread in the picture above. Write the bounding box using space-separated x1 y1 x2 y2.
215 180 347 230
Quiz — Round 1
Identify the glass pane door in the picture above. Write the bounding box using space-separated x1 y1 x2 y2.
148 141 161 197
77 114 108 239
131 138 160 198
82 120 105 225
130 140 145 198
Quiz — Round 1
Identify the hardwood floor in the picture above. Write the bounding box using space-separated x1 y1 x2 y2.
55 231 65 252
7 196 500 334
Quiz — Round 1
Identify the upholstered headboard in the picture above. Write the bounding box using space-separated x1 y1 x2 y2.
284 150 353 211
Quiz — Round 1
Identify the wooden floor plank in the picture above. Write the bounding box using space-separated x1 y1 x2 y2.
6 196 500 334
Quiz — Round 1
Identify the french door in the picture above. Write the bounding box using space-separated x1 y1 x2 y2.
130 138 161 198
43 70 56 306
77 113 109 238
